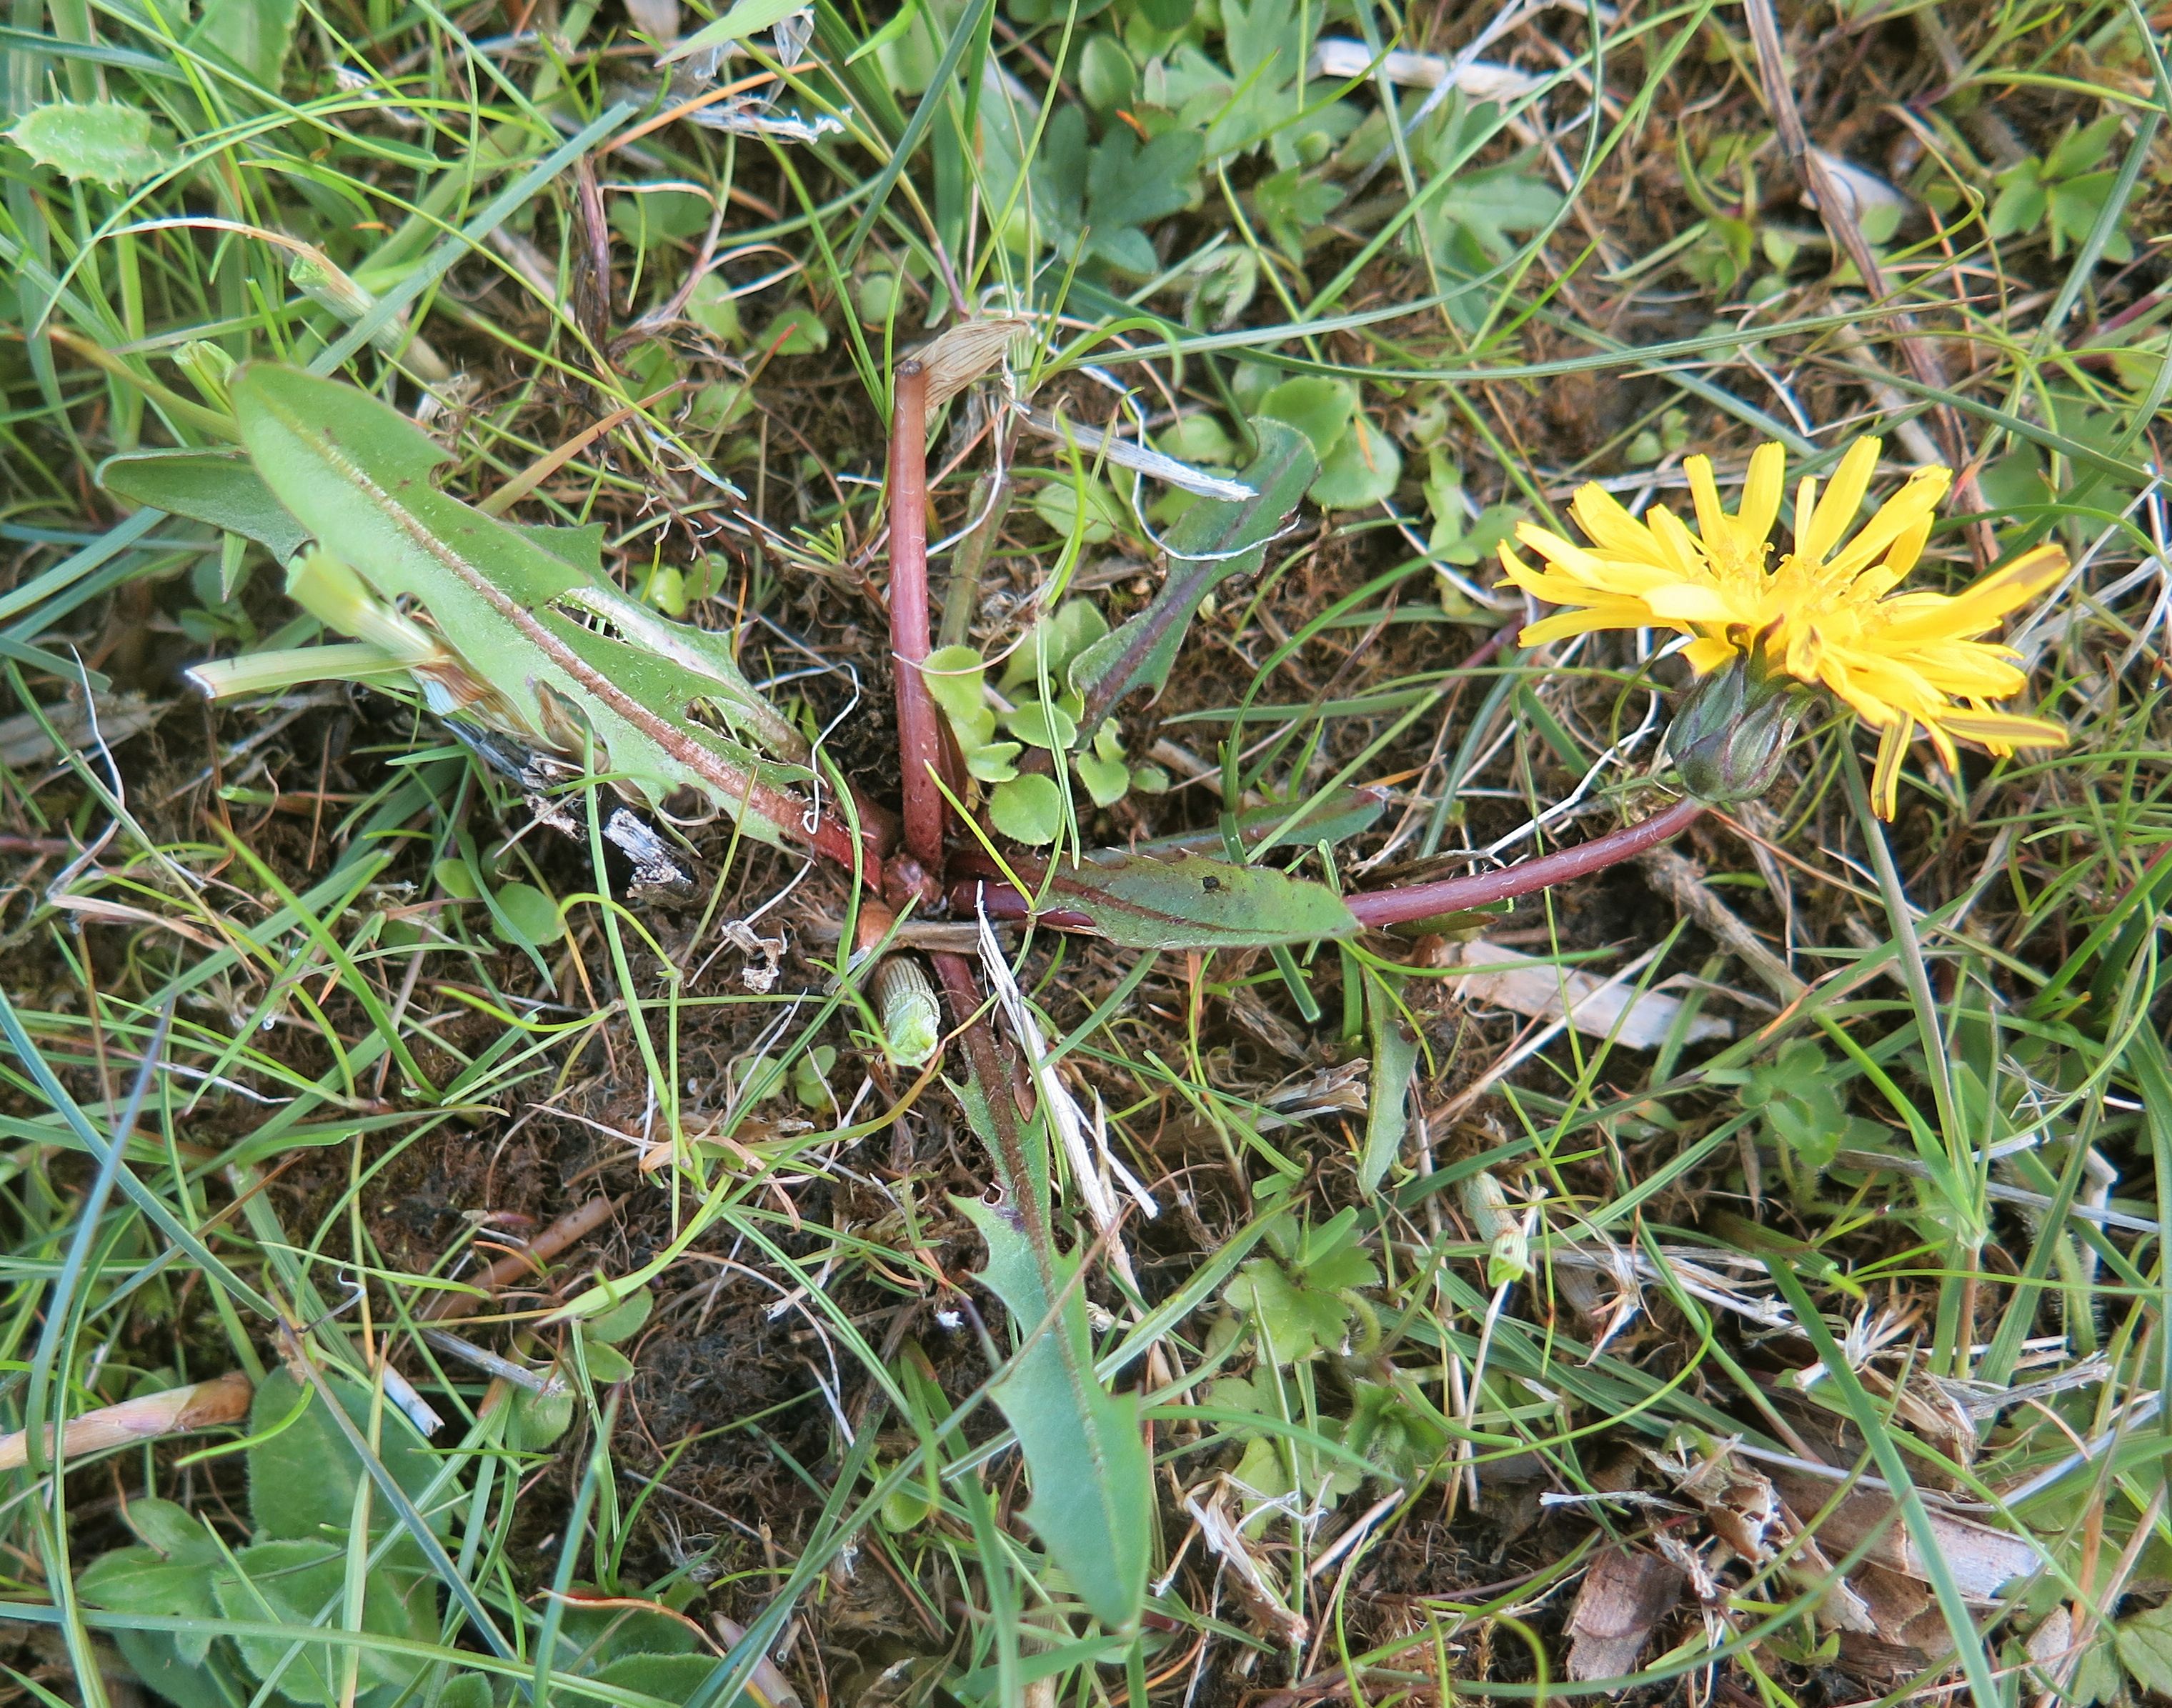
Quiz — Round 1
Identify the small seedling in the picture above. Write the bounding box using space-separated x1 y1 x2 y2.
923 596 1169 844
1988 113 2135 261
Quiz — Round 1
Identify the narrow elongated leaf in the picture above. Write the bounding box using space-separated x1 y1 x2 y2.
1132 786 1388 857
1032 849 1358 949
97 449 311 561
1069 419 1315 724
227 365 817 844
1360 968 1420 1193
657 0 801 61
187 0 299 87
957 1194 1152 1630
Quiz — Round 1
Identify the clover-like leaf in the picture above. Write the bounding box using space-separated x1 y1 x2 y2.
2117 1600 2172 1697
1225 1257 1350 1365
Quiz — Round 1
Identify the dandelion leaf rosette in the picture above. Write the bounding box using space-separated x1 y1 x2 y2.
229 364 817 844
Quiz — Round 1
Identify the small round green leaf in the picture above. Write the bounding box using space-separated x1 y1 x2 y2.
433 857 479 900
1032 476 1126 546
967 741 1023 783
763 304 829 354
857 268 902 324
1002 599 1111 691
792 1044 838 1111
1080 34 1136 113
1005 699 1079 751
921 644 989 725
584 1286 653 1344
492 882 564 947
990 774 1064 844
507 1383 574 1452
1157 412 1236 467
1309 414 1403 511
1259 377 1356 459
1075 749 1131 807
687 272 742 341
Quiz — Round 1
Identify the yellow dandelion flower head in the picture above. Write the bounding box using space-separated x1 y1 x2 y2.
1497 435 2072 815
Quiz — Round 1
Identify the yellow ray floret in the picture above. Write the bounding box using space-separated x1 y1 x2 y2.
1497 435 2071 815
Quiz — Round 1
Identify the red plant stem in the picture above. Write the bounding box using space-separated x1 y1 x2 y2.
809 796 895 872
420 1193 622 1321
1345 798 1704 928
929 949 1052 1251
889 359 946 875
950 799 1704 932
947 879 1092 929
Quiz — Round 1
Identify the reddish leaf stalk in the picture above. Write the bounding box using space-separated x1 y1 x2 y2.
950 800 1705 932
809 797 891 872
889 359 947 875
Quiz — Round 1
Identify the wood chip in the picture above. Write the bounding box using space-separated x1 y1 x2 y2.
1567 1548 1685 1682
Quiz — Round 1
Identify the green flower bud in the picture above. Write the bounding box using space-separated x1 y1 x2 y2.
872 954 942 1068
1665 649 1809 804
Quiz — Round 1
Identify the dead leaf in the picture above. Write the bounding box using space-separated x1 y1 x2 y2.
1308 37 1542 101
0 1371 252 1469
0 693 168 771
911 316 1036 409
1769 1471 2042 1600
1850 1562 1947 1652
1568 1548 1685 1682
1258 1060 1370 1127
1185 1482 1310 1645
1862 1364 1980 1474
1443 940 1732 1048
47 894 227 952
1665 1440 1780 1566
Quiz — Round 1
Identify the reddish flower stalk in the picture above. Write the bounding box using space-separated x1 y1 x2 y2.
888 361 950 877
950 799 1704 932
1344 799 1704 927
